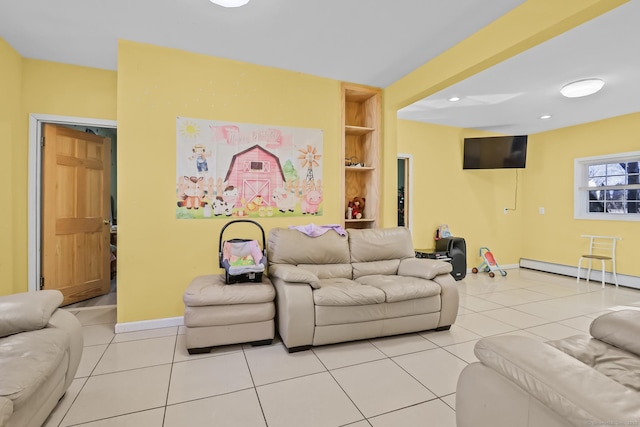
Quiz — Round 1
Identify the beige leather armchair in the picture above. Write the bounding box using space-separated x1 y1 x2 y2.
457 309 640 427
267 227 459 352
0 290 83 427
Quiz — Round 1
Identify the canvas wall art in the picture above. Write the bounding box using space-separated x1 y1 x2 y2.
176 117 323 219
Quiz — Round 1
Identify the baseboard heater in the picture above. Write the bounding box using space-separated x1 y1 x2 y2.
519 258 640 290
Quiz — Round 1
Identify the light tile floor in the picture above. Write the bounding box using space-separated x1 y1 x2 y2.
45 269 640 427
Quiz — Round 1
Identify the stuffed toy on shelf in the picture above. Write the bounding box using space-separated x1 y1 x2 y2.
348 197 366 219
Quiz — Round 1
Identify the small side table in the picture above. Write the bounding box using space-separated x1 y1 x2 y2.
183 274 275 354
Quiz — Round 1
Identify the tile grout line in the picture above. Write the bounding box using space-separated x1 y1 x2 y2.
241 346 270 427
161 331 180 426
56 272 640 426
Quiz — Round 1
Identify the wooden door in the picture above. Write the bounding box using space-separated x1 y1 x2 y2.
42 124 112 306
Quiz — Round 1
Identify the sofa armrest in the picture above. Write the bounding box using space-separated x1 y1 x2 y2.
590 309 640 356
270 276 315 350
397 258 452 280
398 258 458 327
475 335 640 426
48 309 84 389
432 272 458 327
269 264 319 289
0 290 63 338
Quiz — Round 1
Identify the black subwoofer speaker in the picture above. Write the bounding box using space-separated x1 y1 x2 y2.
435 237 466 281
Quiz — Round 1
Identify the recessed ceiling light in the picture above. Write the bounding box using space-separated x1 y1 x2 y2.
560 78 605 98
448 96 461 102
540 114 552 120
209 0 250 7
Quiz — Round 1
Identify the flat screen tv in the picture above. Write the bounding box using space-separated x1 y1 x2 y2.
463 135 528 169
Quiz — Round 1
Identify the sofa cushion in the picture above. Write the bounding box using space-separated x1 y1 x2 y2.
547 334 640 392
589 309 640 357
348 227 415 263
352 260 400 279
0 397 11 427
386 297 441 318
0 328 68 407
315 296 442 326
355 275 441 303
313 279 386 306
268 228 351 267
0 290 63 338
183 275 275 306
184 303 275 327
397 257 453 280
298 264 353 280
315 303 386 325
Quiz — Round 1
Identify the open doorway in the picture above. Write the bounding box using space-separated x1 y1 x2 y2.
397 154 413 230
28 114 117 309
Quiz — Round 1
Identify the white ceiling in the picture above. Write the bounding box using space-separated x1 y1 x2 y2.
1 0 637 135
398 0 640 135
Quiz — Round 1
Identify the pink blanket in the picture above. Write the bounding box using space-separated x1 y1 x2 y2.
288 223 347 237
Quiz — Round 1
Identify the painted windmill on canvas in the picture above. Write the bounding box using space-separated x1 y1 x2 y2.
298 145 321 192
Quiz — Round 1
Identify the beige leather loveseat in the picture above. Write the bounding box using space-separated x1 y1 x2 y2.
0 290 83 427
267 227 459 352
456 309 640 427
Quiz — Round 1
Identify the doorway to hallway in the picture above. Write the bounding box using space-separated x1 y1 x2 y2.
28 114 117 309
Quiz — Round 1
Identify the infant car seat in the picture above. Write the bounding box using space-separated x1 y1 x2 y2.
219 219 267 284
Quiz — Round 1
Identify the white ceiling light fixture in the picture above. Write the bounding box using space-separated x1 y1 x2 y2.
448 96 461 102
540 114 552 120
209 0 250 7
560 78 605 98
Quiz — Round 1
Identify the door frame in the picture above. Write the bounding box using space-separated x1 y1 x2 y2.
397 153 414 231
28 114 117 292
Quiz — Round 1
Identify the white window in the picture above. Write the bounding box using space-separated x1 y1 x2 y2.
574 151 640 221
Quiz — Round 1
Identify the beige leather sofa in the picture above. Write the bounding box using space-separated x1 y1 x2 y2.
456 309 640 427
0 290 83 427
267 227 459 352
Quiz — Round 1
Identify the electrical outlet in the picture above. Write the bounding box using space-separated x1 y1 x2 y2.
503 208 508 215
539 207 545 215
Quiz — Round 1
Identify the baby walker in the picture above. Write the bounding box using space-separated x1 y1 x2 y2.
472 247 507 278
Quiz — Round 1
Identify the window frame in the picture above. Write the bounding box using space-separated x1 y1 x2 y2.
574 151 640 221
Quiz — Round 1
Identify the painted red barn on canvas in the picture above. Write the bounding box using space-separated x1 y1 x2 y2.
224 144 286 207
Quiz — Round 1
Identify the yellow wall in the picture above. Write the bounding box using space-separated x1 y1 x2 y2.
397 120 525 268
116 41 341 323
22 59 117 120
521 113 640 276
0 39 22 294
382 0 628 228
1 0 633 317
398 113 640 278
1 55 117 296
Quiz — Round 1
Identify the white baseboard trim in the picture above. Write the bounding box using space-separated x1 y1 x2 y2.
113 261 636 334
519 258 640 290
115 316 184 334
66 304 117 312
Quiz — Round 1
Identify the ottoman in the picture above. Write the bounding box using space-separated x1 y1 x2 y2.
183 274 276 354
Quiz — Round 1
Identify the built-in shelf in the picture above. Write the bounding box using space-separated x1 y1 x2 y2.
345 125 375 136
345 166 375 172
342 83 381 230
